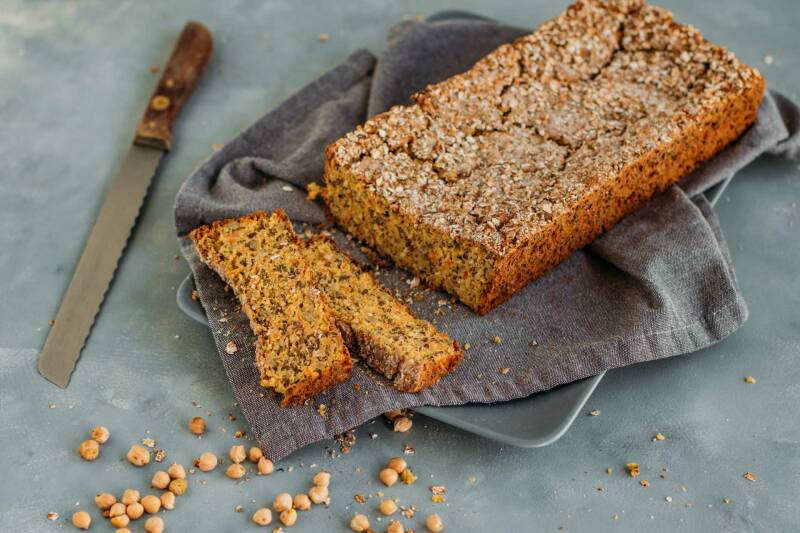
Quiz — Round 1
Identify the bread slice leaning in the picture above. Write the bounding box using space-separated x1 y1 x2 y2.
189 210 352 406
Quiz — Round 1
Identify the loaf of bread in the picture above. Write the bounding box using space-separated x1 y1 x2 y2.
190 210 462 403
190 211 352 406
323 0 765 314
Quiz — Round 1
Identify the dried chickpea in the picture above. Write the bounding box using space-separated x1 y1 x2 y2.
388 520 405 533
121 489 140 505
141 495 161 514
110 514 130 528
109 502 126 517
144 516 164 533
168 478 187 496
152 470 171 489
126 502 144 520
379 468 399 487
257 456 274 475
226 463 246 479
197 452 217 472
248 446 263 463
167 462 186 479
115 529 132 533
252 507 272 526
77 439 100 461
91 425 110 443
387 457 407 473
126 444 150 466
350 513 370 532
95 492 116 510
273 492 293 512
426 514 444 532
229 444 246 464
293 493 311 511
379 499 397 516
71 511 91 530
308 485 329 505
393 416 412 432
160 491 175 510
313 471 331 487
188 416 206 435
280 508 297 527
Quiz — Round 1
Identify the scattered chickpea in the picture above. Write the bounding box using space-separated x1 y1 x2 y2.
144 515 164 533
90 425 110 444
126 444 150 466
387 457 407 473
109 502 126 517
226 463 246 479
293 493 311 511
121 489 140 506
152 470 171 489
257 456 274 475
379 468 399 487
280 508 297 527
71 511 91 530
252 507 273 526
248 446 263 463
229 444 246 464
95 493 116 510
110 514 130 528
350 513 370 532
160 491 176 510
379 499 398 515
168 478 187 496
167 462 186 479
115 529 132 533
274 492 293 512
313 471 331 487
384 409 403 421
77 439 100 461
141 495 161 514
188 416 206 435
393 417 412 433
126 502 144 520
387 519 405 533
308 485 329 505
197 452 218 472
426 514 444 532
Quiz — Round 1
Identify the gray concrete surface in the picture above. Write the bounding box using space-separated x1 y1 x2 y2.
1 0 798 531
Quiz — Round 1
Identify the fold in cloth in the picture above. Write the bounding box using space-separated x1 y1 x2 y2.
174 14 800 460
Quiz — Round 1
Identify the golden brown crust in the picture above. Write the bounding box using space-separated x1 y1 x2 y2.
323 0 766 314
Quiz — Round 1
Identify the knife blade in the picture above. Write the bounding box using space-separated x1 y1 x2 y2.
38 21 213 387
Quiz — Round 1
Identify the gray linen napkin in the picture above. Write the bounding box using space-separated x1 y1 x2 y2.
174 14 800 461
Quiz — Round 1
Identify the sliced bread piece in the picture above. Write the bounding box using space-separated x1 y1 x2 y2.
189 211 352 406
302 236 463 392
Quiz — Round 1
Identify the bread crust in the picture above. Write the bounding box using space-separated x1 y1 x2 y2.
323 0 766 315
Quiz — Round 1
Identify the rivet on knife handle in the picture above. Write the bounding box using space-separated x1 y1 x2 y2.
135 21 213 150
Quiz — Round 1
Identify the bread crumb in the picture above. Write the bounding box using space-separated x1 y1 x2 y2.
744 376 757 384
499 367 510 375
225 341 238 355
191 290 200 301
589 410 601 417
47 512 59 521
640 479 650 487
653 433 666 441
764 55 774 65
211 144 223 151
317 33 330 42
626 463 640 478
492 336 502 344
743 471 757 482
306 182 324 201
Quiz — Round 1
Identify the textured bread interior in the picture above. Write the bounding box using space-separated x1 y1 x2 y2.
324 0 765 314
189 211 352 406
303 236 462 392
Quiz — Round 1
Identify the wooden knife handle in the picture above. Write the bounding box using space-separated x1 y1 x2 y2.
135 21 213 150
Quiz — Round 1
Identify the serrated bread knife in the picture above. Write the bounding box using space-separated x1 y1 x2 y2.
37 22 213 387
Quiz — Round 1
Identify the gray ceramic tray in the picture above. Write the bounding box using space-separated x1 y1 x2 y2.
177 174 732 449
